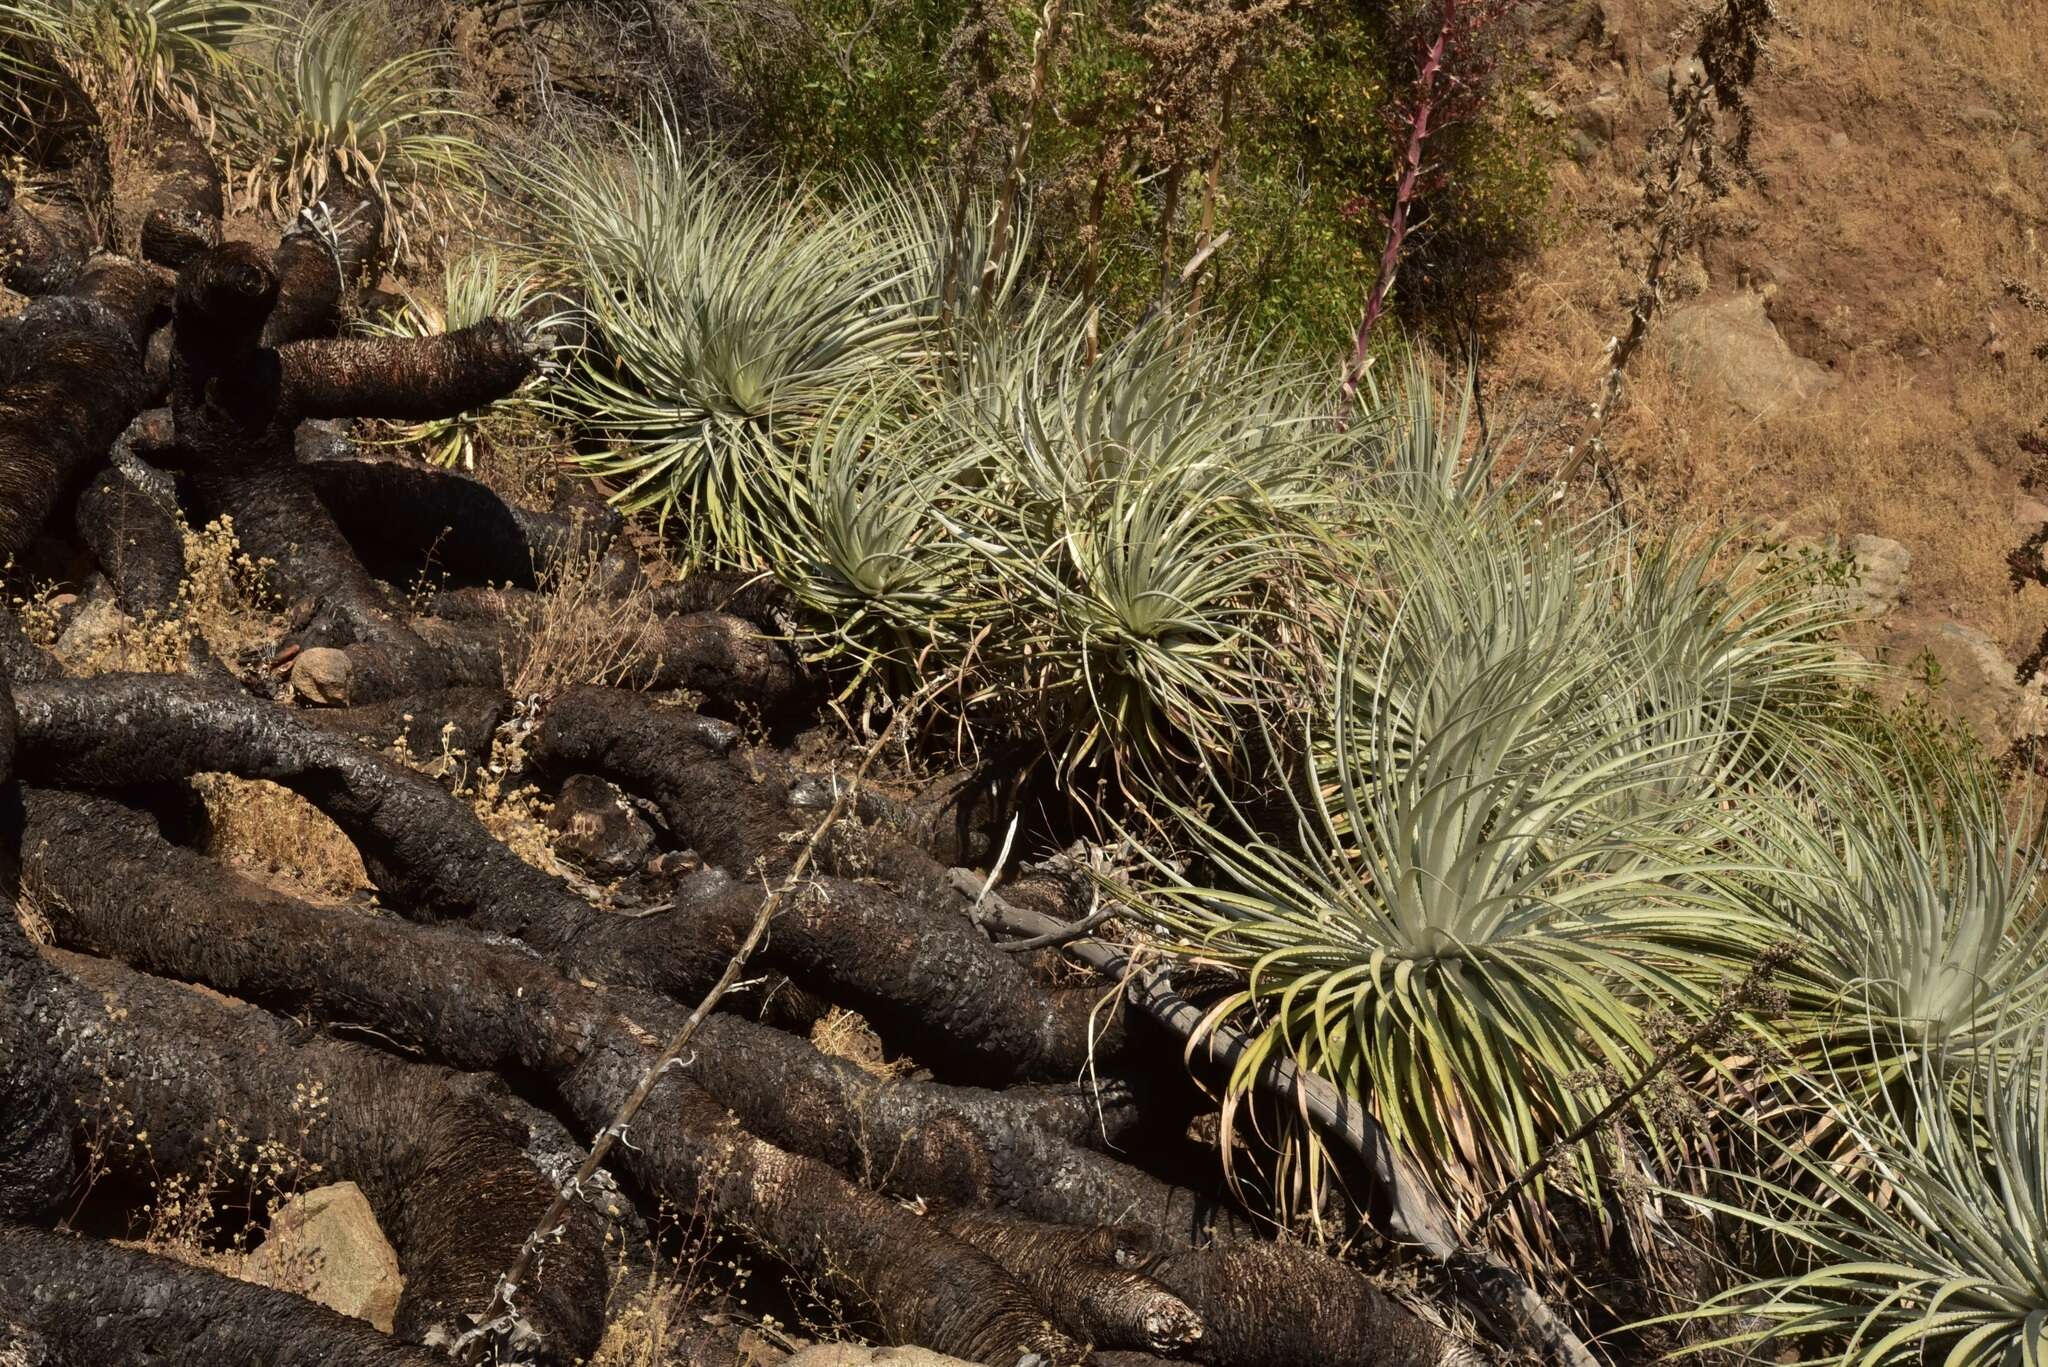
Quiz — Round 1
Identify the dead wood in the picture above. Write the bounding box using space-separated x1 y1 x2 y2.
18 785 1221 1241
22 945 609 1360
0 897 74 1224
932 1208 1204 1355
305 456 621 590
304 686 515 766
157 243 544 703
137 120 223 271
424 591 809 706
531 687 1122 1078
10 674 1111 1085
0 1224 446 1366
0 284 157 560
74 467 186 617
263 181 385 347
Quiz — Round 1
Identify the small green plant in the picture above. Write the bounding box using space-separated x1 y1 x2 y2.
216 2 477 261
512 114 931 556
363 250 563 470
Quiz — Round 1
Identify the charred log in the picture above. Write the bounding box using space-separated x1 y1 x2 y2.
22 946 608 1360
303 686 514 766
166 243 540 703
0 282 158 561
19 785 1224 1242
263 181 385 347
137 121 223 271
933 1208 1205 1355
424 593 809 707
0 1224 445 1366
74 467 185 617
0 174 92 296
14 674 1127 1082
304 456 620 590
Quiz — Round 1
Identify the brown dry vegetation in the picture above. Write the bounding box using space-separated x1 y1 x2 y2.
1493 0 2048 655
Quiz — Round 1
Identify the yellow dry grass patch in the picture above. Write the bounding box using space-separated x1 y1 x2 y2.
196 775 370 900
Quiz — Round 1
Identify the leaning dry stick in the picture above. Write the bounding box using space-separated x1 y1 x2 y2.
958 873 1599 1367
461 678 947 1363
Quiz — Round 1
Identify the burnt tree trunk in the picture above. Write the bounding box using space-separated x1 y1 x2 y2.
19 784 1229 1243
20 946 609 1361
0 1224 446 1367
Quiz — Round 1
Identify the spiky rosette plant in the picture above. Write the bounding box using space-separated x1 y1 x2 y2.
754 390 991 693
512 114 933 559
943 314 1335 779
1680 1025 2048 1367
1724 735 2048 1100
216 3 477 261
0 0 250 126
1124 504 1787 1233
362 250 566 470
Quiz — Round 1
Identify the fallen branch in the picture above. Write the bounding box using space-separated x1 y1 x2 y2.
463 668 1007 1363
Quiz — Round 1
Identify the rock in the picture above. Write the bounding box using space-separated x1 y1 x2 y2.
1828 129 1851 150
782 1347 979 1367
1957 104 2003 130
1573 87 1623 140
1648 58 1703 95
1841 534 1911 618
547 773 657 877
290 647 354 706
243 1182 402 1332
51 598 131 667
1663 292 1834 415
1525 90 1564 121
1878 619 2021 749
2012 495 2048 533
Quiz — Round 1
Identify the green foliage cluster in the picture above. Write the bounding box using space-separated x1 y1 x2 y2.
504 103 2048 1359
721 0 1551 349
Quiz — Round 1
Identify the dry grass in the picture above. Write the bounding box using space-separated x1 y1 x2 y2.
11 886 54 946
12 515 283 676
1488 0 2048 658
807 1006 912 1080
502 547 665 702
195 775 371 900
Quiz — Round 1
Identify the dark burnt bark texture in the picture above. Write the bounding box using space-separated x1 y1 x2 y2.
0 283 157 561
263 179 385 347
306 456 621 590
161 242 542 702
137 120 223 271
0 175 93 296
0 1224 445 1366
21 945 608 1361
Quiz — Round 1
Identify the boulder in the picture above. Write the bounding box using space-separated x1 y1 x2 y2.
243 1182 402 1332
1877 618 2021 750
1841 534 1910 618
1663 292 1833 415
51 597 130 668
290 647 354 706
547 773 657 877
